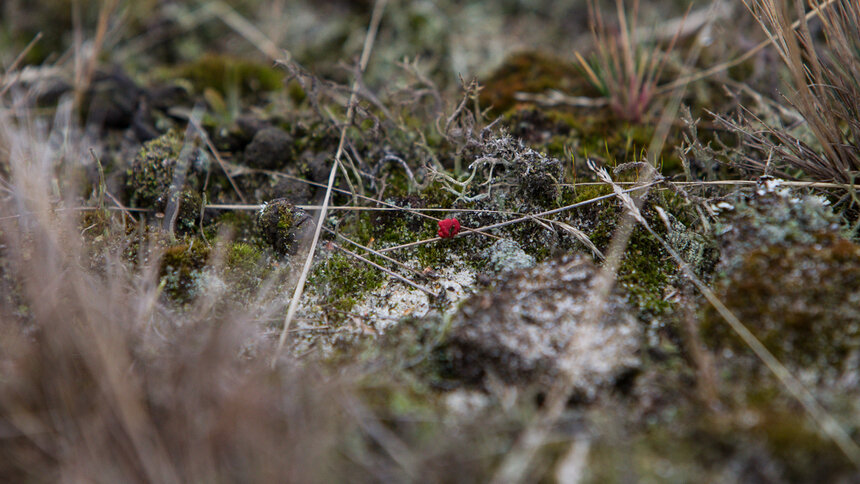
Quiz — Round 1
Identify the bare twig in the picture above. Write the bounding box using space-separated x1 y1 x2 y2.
376 181 661 253
188 117 246 203
322 227 431 281
330 242 437 298
272 0 388 365
204 0 282 60
0 32 43 98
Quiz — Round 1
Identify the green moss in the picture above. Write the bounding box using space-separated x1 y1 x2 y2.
168 53 284 98
576 199 669 315
127 130 184 209
257 199 309 255
479 52 591 115
173 189 203 235
223 242 268 298
703 237 860 368
126 130 207 217
226 241 258 267
209 210 259 244
569 183 614 204
159 240 211 302
569 189 704 317
309 251 384 318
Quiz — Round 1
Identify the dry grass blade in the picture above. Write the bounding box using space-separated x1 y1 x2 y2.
330 242 437 298
659 0 839 92
735 0 860 183
376 182 661 254
205 0 282 61
272 0 388 365
551 220 606 261
0 32 42 97
73 0 118 110
188 117 246 203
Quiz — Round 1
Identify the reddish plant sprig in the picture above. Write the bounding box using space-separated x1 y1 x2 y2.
437 218 461 239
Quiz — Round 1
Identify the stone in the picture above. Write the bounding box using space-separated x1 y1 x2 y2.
243 127 293 170
445 254 641 396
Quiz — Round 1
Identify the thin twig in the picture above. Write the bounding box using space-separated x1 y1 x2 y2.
322 226 430 280
205 203 518 214
188 117 246 202
0 32 43 98
205 0 282 60
377 181 661 253
330 242 437 298
558 179 860 189
272 0 388 365
226 166 501 240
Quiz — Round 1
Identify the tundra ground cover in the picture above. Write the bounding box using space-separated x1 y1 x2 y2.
1 0 860 481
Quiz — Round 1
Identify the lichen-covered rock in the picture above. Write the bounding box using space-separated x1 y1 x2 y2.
482 238 535 274
705 179 860 371
712 177 845 273
445 255 641 394
257 198 313 255
243 127 293 170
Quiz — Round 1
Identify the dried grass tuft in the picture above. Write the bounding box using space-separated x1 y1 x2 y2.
728 0 860 183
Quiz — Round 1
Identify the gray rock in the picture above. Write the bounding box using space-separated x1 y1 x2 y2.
244 127 293 170
446 255 641 396
483 238 535 274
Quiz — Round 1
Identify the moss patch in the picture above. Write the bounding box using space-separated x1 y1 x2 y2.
159 240 211 302
168 53 285 98
703 237 860 369
309 251 385 318
479 51 591 115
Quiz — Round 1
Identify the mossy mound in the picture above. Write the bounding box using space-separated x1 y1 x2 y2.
160 240 211 302
126 130 207 212
704 180 860 370
479 51 590 115
704 237 860 369
257 199 313 255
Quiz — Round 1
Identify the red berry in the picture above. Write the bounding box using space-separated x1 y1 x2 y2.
437 218 461 238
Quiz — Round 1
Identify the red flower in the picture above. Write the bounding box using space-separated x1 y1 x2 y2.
437 218 461 239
